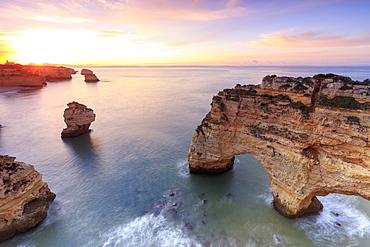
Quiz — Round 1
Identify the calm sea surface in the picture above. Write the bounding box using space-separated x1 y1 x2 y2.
1 66 370 247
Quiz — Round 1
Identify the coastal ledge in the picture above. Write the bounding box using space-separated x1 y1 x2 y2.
188 73 370 218
0 155 55 241
0 63 77 88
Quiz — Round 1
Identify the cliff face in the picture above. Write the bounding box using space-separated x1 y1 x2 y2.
0 64 77 87
61 101 96 138
0 155 55 241
188 74 370 218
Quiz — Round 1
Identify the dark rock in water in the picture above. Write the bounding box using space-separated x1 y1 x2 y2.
172 202 178 207
225 193 233 198
202 220 207 224
334 221 342 227
203 199 208 204
184 222 194 231
169 192 175 197
330 211 340 217
199 193 206 198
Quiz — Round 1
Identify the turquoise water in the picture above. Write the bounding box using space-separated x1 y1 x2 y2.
1 66 370 246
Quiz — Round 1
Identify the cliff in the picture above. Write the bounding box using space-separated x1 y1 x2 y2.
188 73 370 218
61 101 96 138
0 155 55 241
0 64 77 87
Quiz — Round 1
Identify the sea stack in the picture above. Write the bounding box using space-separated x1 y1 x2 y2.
81 68 99 82
61 101 96 138
188 73 370 218
0 155 55 241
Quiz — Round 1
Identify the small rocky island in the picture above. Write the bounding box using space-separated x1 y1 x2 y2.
0 63 77 87
81 68 99 82
61 101 96 138
0 155 55 241
188 73 370 218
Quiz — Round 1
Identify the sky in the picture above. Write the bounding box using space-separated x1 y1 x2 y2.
0 0 370 66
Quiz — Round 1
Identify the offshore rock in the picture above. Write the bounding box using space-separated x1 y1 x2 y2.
81 68 99 82
0 155 55 241
61 101 96 138
0 64 77 87
188 73 370 218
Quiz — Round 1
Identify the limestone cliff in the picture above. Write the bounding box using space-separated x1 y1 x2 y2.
81 68 99 82
0 64 77 87
0 155 55 241
188 73 370 218
61 101 96 138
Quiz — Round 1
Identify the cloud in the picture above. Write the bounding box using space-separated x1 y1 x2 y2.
32 15 94 23
249 30 370 49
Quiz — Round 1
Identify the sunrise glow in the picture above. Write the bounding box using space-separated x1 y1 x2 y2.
1 0 370 65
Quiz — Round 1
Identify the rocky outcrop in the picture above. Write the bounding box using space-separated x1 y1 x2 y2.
0 64 77 87
188 73 370 218
81 68 99 82
0 155 55 241
61 101 96 138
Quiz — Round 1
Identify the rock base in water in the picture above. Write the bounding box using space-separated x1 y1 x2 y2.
0 155 55 241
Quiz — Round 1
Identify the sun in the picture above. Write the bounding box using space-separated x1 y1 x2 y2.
5 28 185 65
7 29 96 65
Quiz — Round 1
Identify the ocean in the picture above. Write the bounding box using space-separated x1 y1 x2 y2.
1 65 370 247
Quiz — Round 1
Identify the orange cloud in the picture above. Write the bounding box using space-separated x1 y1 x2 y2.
249 30 370 49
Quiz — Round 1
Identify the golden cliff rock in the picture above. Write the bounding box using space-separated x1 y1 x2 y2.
0 155 55 241
188 73 370 218
0 64 77 87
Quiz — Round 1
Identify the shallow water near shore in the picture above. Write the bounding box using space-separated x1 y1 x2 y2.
1 65 370 246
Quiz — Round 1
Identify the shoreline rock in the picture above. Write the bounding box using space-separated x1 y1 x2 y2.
0 155 55 242
61 101 96 138
0 64 77 87
188 73 370 218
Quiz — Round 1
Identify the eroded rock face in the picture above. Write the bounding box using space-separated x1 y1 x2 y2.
81 68 99 82
61 101 96 138
0 155 55 241
188 74 370 218
0 64 77 87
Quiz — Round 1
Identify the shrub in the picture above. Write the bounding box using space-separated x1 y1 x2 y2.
289 101 313 114
319 95 361 110
293 83 308 91
346 116 360 124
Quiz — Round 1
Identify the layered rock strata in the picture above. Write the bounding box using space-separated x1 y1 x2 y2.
188 73 370 218
0 155 55 241
61 101 96 138
81 68 99 82
0 64 77 87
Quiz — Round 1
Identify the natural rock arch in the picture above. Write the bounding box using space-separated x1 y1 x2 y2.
188 76 370 218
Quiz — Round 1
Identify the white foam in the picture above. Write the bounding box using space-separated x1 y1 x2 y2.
177 159 190 178
296 194 370 246
93 213 202 247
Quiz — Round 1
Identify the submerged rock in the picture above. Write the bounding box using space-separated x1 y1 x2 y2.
61 101 96 138
81 68 99 82
188 74 370 218
0 155 55 241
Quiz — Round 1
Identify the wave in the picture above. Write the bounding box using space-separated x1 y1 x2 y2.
296 194 370 247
